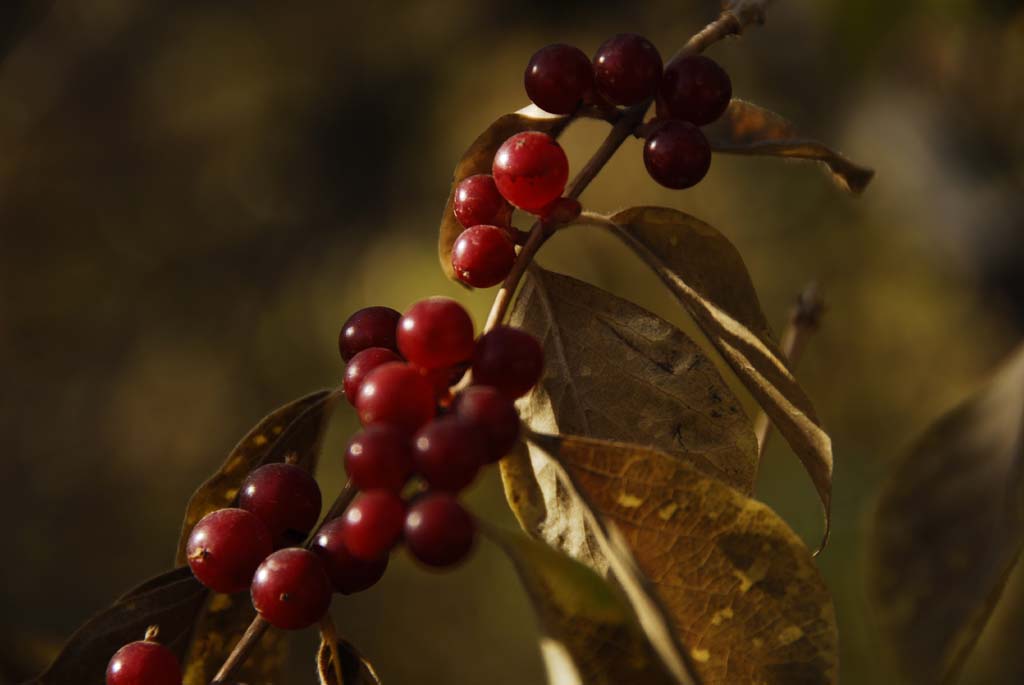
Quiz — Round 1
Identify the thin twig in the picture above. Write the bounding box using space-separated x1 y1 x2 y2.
320 614 346 685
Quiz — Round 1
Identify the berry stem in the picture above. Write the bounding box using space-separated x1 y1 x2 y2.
319 613 346 685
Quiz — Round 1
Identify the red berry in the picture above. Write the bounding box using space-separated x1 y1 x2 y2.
239 463 322 548
356 362 436 433
397 297 475 370
524 43 594 115
311 517 388 594
472 326 544 399
592 33 663 106
344 347 402 405
186 508 273 594
492 132 569 213
643 119 711 190
659 55 732 126
251 548 332 630
344 424 415 492
453 174 512 228
106 640 181 685
453 386 520 463
452 225 516 288
404 493 476 568
338 306 401 362
342 490 406 561
412 416 485 492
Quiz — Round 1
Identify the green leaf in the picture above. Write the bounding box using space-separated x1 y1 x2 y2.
317 636 382 685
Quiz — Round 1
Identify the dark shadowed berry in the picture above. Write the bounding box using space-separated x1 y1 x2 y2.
106 638 181 685
452 225 516 288
643 119 711 189
453 174 512 228
525 43 594 115
397 298 476 370
492 132 569 213
186 508 273 594
251 548 332 630
404 493 476 568
311 517 388 594
412 416 486 492
338 306 401 362
239 463 322 548
453 386 520 463
472 326 544 399
356 362 436 433
342 490 406 561
344 347 402 405
345 424 415 492
592 33 662 106
659 55 732 126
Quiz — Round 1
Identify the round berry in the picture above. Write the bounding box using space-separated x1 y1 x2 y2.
344 347 402 405
106 639 181 685
186 508 273 594
492 131 569 213
397 297 475 370
342 490 406 561
643 119 711 190
592 33 663 106
524 43 594 115
454 386 520 463
251 548 332 630
338 306 401 362
356 362 436 433
659 55 732 126
412 416 486 492
452 225 516 289
453 174 512 229
345 424 415 492
311 517 388 594
239 463 322 548
472 326 544 399
404 493 476 568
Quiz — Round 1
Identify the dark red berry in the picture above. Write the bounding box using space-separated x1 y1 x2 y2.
412 416 485 492
453 386 520 463
472 326 544 399
452 225 516 288
106 640 181 685
643 119 711 190
311 517 388 594
239 463 322 548
344 347 402 405
338 306 401 362
251 548 332 630
397 297 475 370
345 424 415 492
659 55 732 126
453 174 512 228
186 508 273 594
342 490 406 561
592 33 663 106
356 362 436 433
524 43 594 115
492 132 569 213
404 493 476 568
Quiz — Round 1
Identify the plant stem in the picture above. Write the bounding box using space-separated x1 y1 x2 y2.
319 614 346 685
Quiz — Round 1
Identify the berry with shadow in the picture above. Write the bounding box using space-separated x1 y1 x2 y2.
592 33 663 106
251 548 332 630
404 493 476 568
524 43 594 115
186 508 274 594
239 462 322 548
452 225 516 288
345 424 415 492
338 306 401 362
492 131 569 213
311 517 389 595
643 119 711 189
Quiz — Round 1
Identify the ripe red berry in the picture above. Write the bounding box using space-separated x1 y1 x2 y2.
592 33 663 106
643 119 711 190
397 298 475 370
251 548 332 630
345 424 415 492
492 131 569 213
356 362 436 433
311 517 388 594
453 386 520 463
452 225 516 288
404 493 476 568
472 326 544 399
338 306 401 362
186 508 273 594
239 463 322 547
659 55 732 126
106 639 181 685
412 416 486 492
344 347 402 405
524 43 594 115
342 490 406 561
453 174 512 228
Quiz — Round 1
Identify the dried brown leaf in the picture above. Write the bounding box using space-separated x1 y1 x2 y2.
317 636 381 685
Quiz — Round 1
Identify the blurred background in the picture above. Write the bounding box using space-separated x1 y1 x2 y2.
1 0 1021 683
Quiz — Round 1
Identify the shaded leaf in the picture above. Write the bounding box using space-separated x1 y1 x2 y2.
317 636 381 685
868 343 1024 684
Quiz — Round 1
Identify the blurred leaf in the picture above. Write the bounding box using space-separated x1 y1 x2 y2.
438 105 569 281
868 343 1024 684
317 636 381 685
509 266 758 492
706 99 874 194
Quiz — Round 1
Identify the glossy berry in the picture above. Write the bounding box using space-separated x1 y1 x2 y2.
239 463 322 547
454 386 520 463
343 490 407 561
356 362 436 433
524 43 594 115
311 517 388 594
106 639 181 685
643 119 711 190
452 225 516 288
397 297 475 370
345 424 415 492
251 548 332 630
186 508 273 594
453 174 512 228
592 33 663 106
344 347 402 405
472 326 545 399
338 306 401 362
492 131 569 213
404 493 476 568
659 55 732 126
412 416 486 492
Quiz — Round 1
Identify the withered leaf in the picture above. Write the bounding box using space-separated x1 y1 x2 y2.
868 343 1024 684
317 636 382 685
